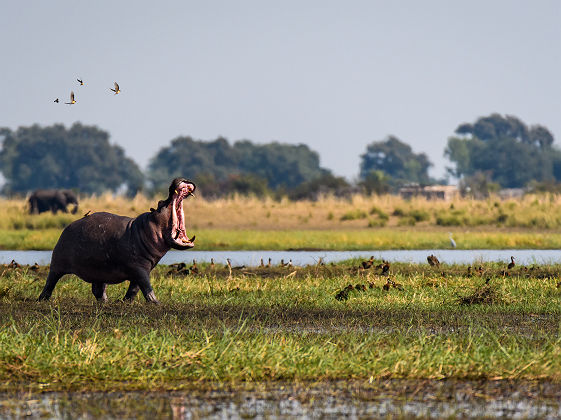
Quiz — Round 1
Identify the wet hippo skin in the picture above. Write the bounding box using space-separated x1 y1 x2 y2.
38 178 196 304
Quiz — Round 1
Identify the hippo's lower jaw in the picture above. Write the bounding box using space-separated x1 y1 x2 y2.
170 181 196 249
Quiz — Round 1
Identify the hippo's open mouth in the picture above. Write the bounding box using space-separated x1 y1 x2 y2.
171 182 195 248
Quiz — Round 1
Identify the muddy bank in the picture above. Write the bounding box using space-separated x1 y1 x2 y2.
2 380 561 419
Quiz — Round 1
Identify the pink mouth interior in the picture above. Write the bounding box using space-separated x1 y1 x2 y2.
171 183 195 247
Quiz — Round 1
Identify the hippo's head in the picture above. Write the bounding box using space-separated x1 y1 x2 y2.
156 178 196 250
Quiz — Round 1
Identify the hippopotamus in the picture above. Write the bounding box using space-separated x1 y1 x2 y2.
38 178 196 303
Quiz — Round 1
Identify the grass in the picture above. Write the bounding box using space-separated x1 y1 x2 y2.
1 259 561 392
4 193 561 250
4 191 561 231
3 227 561 251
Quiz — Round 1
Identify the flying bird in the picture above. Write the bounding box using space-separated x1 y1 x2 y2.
65 91 76 105
110 82 121 94
77 78 84 86
54 98 59 103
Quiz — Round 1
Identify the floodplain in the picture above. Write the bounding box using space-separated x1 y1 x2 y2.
2 194 561 417
1 260 561 387
3 193 561 250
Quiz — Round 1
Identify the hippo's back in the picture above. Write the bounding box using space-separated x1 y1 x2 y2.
50 212 134 276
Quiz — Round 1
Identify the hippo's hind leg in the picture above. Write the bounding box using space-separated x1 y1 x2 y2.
38 270 64 301
92 283 108 302
129 271 159 304
123 281 140 302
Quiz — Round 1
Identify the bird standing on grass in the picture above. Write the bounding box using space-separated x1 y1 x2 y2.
427 255 440 267
110 82 120 94
190 259 198 274
507 256 515 270
65 91 76 105
449 233 456 248
361 256 374 269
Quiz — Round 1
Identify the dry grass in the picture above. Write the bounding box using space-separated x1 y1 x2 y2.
4 192 561 231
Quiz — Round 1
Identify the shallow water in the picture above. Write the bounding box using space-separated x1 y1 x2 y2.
1 248 560 267
2 380 561 419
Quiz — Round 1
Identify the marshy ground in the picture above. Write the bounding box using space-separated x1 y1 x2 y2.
2 259 561 417
1 259 561 390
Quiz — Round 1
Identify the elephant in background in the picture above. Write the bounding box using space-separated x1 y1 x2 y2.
28 189 79 214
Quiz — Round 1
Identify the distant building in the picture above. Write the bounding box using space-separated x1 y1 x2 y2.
399 184 459 201
498 188 525 199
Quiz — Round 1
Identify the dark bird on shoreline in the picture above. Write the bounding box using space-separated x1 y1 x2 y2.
381 261 390 275
210 258 215 270
361 256 374 269
65 91 76 105
77 78 84 86
279 259 292 267
190 259 198 274
227 258 245 270
9 259 20 269
507 256 515 270
110 82 120 94
427 255 440 267
260 258 264 268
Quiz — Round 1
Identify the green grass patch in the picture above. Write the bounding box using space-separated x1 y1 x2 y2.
340 209 368 221
1 261 561 391
3 228 561 251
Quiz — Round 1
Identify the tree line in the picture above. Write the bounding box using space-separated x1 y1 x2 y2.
0 113 559 199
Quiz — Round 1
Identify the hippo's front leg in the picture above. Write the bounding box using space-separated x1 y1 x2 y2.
130 271 160 304
91 283 108 302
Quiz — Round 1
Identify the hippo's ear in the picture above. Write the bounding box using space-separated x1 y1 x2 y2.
155 200 167 211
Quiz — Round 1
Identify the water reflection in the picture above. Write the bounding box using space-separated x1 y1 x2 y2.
1 249 560 267
1 381 561 419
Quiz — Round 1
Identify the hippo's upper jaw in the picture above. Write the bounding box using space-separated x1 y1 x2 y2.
169 179 196 250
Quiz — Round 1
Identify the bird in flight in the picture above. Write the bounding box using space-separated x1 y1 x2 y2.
77 78 84 86
110 82 121 94
65 91 76 105
54 98 59 103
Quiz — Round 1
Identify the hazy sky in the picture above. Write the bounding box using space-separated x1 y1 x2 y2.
1 1 560 181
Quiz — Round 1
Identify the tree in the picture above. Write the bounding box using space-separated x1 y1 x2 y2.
0 123 143 195
287 173 352 200
359 136 432 185
359 170 392 195
148 137 331 195
445 114 557 188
